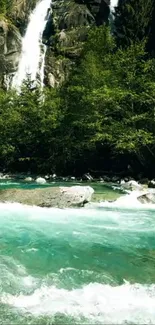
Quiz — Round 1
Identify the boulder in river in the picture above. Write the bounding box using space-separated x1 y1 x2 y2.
82 173 93 181
0 186 94 208
0 173 11 180
137 191 155 204
24 177 33 182
121 180 143 191
36 177 46 184
148 180 155 188
45 175 50 180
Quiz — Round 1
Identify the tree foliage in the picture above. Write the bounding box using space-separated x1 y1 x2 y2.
58 27 155 175
0 0 13 14
1 0 155 176
0 26 155 176
147 3 155 57
114 0 153 48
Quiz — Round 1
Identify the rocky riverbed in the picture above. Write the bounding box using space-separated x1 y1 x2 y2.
0 172 155 207
0 186 94 208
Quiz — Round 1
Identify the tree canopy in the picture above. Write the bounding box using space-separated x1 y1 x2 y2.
0 1 155 177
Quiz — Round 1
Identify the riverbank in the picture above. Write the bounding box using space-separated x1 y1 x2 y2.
0 171 151 184
0 178 124 206
0 176 154 207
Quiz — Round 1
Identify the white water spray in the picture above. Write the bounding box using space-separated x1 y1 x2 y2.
110 0 119 12
40 45 47 88
12 0 51 89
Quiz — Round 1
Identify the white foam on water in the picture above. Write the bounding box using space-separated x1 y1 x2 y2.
59 267 77 274
22 276 36 287
1 282 155 324
0 182 20 186
0 194 154 244
25 248 38 253
0 194 154 324
0 191 152 216
91 190 155 210
0 256 38 292
0 197 154 236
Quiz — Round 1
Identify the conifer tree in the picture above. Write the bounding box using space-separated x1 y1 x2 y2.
147 3 155 57
0 0 6 14
0 0 13 15
114 0 153 48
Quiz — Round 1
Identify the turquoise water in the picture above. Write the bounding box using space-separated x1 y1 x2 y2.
0 178 122 192
0 181 155 324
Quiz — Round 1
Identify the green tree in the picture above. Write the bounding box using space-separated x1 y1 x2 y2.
0 82 62 173
114 0 153 48
147 3 155 57
0 0 13 14
0 0 6 14
0 25 155 176
59 26 155 174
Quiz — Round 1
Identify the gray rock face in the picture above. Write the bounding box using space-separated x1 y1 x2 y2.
11 0 38 34
43 0 110 86
121 180 143 191
0 20 22 88
137 192 155 204
0 186 94 208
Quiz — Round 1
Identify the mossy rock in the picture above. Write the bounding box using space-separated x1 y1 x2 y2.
44 0 110 86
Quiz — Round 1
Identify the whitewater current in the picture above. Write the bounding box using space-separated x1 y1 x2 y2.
0 183 155 324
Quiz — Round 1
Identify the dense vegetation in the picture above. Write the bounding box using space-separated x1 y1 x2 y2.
0 0 13 15
0 0 155 177
114 0 153 47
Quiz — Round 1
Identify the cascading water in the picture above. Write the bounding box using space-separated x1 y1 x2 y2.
12 0 51 89
40 45 47 88
110 0 119 12
109 0 119 30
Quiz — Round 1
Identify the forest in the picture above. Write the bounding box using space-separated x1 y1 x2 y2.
0 0 155 178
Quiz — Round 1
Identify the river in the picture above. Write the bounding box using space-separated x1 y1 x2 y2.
0 180 154 324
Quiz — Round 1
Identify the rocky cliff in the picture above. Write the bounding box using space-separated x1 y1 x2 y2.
10 0 38 34
0 0 110 89
43 0 110 86
0 19 21 89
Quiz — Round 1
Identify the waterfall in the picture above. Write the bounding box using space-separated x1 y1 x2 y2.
109 0 119 28
12 0 51 89
40 45 47 88
110 0 119 14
